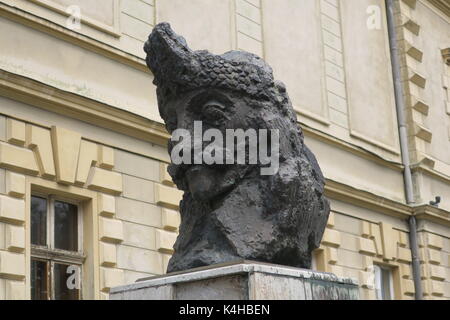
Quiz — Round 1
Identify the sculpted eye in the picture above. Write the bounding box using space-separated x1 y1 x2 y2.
202 101 228 122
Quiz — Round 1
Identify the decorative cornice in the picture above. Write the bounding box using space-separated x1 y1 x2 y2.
413 204 450 227
326 180 450 227
324 179 411 219
0 69 170 146
426 0 450 17
410 161 450 184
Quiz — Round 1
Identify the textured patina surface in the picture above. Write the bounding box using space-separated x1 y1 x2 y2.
144 22 330 273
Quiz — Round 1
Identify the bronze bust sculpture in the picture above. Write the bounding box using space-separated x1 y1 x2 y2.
144 23 330 273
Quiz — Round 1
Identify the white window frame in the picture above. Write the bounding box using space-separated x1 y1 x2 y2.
374 264 394 300
30 193 85 300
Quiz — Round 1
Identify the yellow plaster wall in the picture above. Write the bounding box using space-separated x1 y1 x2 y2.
0 113 182 299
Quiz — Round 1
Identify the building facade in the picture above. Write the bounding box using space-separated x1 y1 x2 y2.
0 0 449 300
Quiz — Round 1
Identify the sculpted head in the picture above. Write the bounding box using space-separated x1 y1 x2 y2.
144 23 329 272
145 23 301 202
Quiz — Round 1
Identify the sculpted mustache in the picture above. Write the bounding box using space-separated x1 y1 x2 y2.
168 145 254 177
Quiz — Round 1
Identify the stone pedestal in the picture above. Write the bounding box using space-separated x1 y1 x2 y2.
110 261 359 300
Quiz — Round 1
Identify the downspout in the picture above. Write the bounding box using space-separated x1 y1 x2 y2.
385 0 423 300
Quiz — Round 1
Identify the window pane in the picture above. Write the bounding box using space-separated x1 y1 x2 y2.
31 259 49 300
374 265 382 300
54 263 80 300
381 268 392 300
31 196 47 246
54 201 78 251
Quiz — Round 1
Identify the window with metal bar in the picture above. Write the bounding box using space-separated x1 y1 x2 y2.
30 195 84 300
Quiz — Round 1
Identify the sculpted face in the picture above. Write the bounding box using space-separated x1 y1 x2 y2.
163 89 253 202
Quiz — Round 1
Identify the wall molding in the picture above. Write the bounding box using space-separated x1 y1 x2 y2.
426 0 450 17
413 205 450 227
398 0 434 166
0 3 148 73
302 123 403 172
341 0 401 158
326 179 450 227
325 179 411 219
349 130 400 155
411 161 450 184
28 0 121 37
0 69 169 146
296 108 331 127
